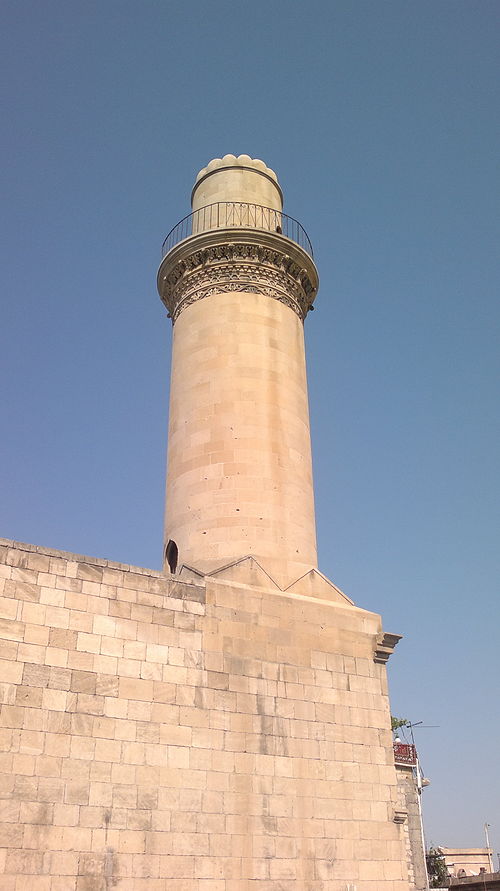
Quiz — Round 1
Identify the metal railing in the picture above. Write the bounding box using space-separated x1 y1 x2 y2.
161 201 313 259
393 742 417 766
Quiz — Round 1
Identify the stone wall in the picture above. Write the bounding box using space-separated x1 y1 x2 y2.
395 765 428 890
0 538 409 890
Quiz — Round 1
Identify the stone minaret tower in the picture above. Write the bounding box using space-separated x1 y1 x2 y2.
0 154 411 890
154 156 410 890
158 154 319 588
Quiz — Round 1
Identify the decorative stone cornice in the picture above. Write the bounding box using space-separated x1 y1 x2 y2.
374 631 402 664
157 228 319 323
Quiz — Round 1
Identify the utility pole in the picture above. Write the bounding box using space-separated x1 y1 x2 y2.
484 822 493 872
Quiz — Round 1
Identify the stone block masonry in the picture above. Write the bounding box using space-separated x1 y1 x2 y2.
0 538 409 890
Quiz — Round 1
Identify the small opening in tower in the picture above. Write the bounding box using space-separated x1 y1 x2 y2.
165 540 178 575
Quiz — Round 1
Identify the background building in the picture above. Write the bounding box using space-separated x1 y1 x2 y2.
439 847 494 878
394 742 429 890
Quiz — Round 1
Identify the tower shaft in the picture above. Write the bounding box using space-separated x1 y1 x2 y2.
158 155 319 585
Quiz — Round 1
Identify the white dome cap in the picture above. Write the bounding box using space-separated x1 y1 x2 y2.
192 154 283 210
195 154 279 185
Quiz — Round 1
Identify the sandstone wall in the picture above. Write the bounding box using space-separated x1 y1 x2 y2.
0 538 409 890
395 766 428 890
165 291 317 585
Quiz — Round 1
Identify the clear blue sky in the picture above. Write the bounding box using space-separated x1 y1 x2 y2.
1 0 499 852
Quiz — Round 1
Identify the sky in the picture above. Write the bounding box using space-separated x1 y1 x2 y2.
1 0 499 853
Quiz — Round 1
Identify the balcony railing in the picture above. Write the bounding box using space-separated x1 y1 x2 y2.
393 742 417 765
161 201 313 259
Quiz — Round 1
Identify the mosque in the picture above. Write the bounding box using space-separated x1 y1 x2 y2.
0 154 414 889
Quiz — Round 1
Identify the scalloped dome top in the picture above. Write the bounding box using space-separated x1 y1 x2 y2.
195 154 278 184
192 154 283 211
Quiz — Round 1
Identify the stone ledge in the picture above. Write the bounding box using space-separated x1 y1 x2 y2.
0 537 163 578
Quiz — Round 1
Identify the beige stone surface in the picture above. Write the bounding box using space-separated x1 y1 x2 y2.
158 154 319 586
164 289 318 588
395 765 428 890
0 538 409 889
439 847 494 877
192 154 283 228
0 154 410 889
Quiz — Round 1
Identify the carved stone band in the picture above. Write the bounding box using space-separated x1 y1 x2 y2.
157 228 319 323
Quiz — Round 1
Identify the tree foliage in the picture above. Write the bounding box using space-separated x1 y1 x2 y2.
391 716 410 732
426 847 449 888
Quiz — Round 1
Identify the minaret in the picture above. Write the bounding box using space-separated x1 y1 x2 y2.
158 154 319 587
0 154 410 891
